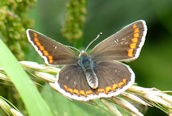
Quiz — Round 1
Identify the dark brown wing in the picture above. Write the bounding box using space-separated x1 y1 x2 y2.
54 60 135 101
26 29 78 65
55 64 96 101
90 20 147 62
93 61 135 97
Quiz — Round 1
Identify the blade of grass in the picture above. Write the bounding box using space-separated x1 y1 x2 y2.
0 39 53 116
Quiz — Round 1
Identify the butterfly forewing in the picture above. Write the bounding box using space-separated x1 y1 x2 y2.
27 29 78 65
90 20 147 62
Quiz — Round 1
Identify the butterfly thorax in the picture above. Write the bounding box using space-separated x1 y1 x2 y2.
78 52 98 89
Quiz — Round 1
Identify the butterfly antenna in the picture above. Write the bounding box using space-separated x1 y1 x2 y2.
66 45 81 53
85 32 102 51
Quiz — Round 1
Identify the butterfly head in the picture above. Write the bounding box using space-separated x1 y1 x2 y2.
78 51 89 66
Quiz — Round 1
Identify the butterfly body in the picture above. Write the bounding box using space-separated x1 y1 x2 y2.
26 20 147 101
79 52 98 89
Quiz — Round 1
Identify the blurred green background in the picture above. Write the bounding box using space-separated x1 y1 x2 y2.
28 0 172 116
1 0 172 116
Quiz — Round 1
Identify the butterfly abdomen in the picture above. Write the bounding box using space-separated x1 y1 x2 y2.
79 52 98 89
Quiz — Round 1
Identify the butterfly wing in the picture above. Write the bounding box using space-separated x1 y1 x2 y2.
90 20 147 62
26 29 78 65
55 64 96 101
54 60 134 101
93 60 135 97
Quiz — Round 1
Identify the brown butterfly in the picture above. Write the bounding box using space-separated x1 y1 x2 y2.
26 20 147 101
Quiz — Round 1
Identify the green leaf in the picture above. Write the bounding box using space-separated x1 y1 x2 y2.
0 39 53 116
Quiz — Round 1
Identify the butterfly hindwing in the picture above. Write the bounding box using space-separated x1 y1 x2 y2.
54 60 134 101
55 64 95 101
93 60 135 97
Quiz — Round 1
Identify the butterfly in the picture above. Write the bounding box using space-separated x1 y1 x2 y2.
26 20 147 101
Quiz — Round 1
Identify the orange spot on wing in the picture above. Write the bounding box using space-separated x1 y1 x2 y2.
48 56 53 63
112 84 117 90
97 88 105 94
64 85 67 90
127 49 133 57
68 88 73 93
34 33 37 37
43 50 49 56
34 38 39 42
132 24 137 28
36 41 41 46
123 78 127 83
118 82 124 87
64 85 73 93
80 90 86 96
105 86 112 93
49 60 53 64
118 79 127 87
134 28 139 33
131 38 138 42
39 46 45 50
74 89 79 95
130 43 137 49
86 90 93 95
134 33 139 38
48 56 53 60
